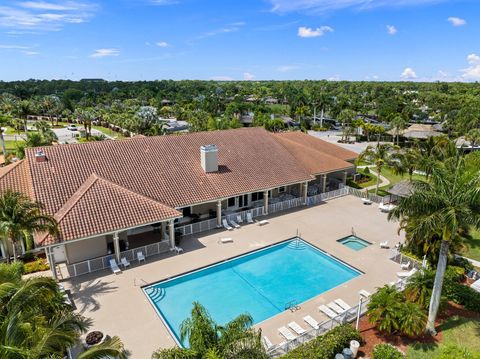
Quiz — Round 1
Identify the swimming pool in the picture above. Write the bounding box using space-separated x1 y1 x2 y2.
338 235 371 251
144 238 361 346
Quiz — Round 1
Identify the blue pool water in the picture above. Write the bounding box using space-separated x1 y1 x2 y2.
338 235 371 251
144 238 361 346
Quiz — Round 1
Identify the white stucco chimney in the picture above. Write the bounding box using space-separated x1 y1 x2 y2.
200 145 218 173
34 150 47 163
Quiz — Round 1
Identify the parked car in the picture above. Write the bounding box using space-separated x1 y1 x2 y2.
67 124 78 131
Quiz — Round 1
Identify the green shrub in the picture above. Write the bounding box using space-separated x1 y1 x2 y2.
151 347 198 359
443 282 480 312
372 343 404 359
0 262 25 283
23 258 50 274
363 166 370 175
438 344 479 359
346 178 361 189
281 324 361 359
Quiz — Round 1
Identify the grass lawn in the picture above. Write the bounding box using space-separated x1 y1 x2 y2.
4 139 24 151
407 316 480 358
355 168 379 189
92 125 125 139
367 166 425 196
461 228 480 262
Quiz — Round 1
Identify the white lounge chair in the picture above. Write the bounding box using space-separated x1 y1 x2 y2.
120 257 130 268
319 305 338 319
222 219 234 231
401 261 411 270
109 259 121 274
362 198 372 205
288 321 306 335
219 237 233 244
246 212 254 224
257 219 269 226
229 219 240 229
262 336 275 350
379 203 395 213
334 299 352 311
380 241 389 248
236 214 243 224
327 302 346 314
137 251 146 263
471 278 480 293
278 326 296 341
170 246 183 254
303 315 319 329
359 289 371 298
397 267 418 278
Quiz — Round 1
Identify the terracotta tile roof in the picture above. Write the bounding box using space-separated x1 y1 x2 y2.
0 160 33 198
25 128 313 216
274 132 358 161
38 174 182 246
273 135 355 175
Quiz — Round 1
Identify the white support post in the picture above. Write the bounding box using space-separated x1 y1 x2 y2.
263 190 269 215
216 200 222 228
0 242 5 260
343 171 348 185
169 219 175 249
113 232 121 263
303 181 309 205
45 247 57 280
356 297 363 330
322 174 327 193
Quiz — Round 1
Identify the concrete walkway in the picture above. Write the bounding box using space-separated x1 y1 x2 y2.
357 165 390 191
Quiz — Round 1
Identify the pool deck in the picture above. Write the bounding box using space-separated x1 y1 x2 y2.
63 195 405 358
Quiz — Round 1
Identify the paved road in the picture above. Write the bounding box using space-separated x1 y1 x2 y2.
53 127 110 144
308 130 389 154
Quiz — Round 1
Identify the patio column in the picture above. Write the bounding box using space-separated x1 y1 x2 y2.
45 247 57 280
343 171 348 185
263 190 269 215
322 174 327 193
169 219 175 249
216 200 222 227
113 232 121 263
303 181 309 205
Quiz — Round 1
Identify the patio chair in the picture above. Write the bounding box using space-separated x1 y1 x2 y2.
379 241 389 248
359 289 371 298
401 261 411 270
170 246 183 254
120 257 130 268
362 198 372 205
303 315 319 329
319 305 337 319
236 214 243 224
109 259 121 274
257 219 269 226
278 326 296 341
262 336 275 350
327 301 346 314
246 212 254 224
222 219 234 231
137 251 146 263
334 299 352 311
288 321 306 335
397 267 417 278
229 219 241 229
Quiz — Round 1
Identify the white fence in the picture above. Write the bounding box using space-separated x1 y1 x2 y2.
267 276 410 358
341 184 385 204
65 241 171 278
269 197 304 214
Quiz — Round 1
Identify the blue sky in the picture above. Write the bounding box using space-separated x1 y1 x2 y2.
0 0 479 81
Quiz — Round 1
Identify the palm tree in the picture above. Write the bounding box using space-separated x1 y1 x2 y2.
0 115 11 158
153 302 266 359
465 128 480 148
78 336 127 359
0 190 58 262
367 285 404 334
388 157 480 334
357 143 396 194
390 115 408 146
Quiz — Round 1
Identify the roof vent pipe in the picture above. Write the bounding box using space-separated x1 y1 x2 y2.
200 145 218 173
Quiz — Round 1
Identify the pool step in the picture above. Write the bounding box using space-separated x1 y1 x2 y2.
146 287 166 302
287 240 307 250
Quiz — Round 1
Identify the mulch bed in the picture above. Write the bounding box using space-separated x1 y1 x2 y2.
356 302 478 358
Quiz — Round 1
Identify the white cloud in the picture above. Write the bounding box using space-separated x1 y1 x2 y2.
447 16 466 26
400 67 417 79
198 22 245 39
210 76 234 81
298 26 333 38
156 41 169 47
90 48 120 58
276 65 299 72
22 50 40 55
0 44 30 49
328 74 340 81
0 1 97 31
386 25 397 35
462 53 480 80
150 0 178 5
269 0 449 14
243 72 256 81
